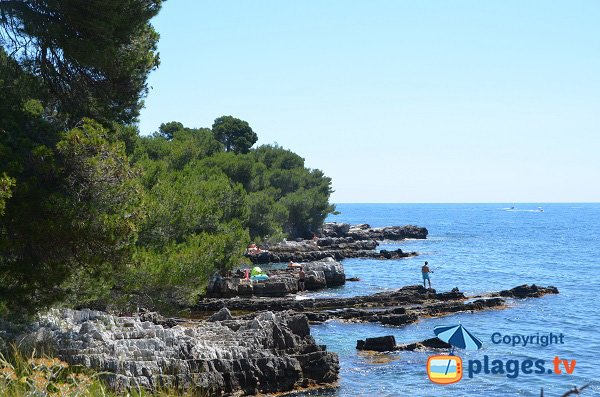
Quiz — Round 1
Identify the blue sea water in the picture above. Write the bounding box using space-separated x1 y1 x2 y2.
297 203 600 397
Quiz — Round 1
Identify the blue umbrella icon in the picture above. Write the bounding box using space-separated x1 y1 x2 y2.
434 324 483 351
434 324 483 375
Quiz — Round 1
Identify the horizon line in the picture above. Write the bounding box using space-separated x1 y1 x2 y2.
331 201 600 205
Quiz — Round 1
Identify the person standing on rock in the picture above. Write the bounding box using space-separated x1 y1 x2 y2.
422 261 432 288
298 267 306 292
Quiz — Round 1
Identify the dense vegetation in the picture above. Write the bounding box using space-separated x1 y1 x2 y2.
0 1 334 317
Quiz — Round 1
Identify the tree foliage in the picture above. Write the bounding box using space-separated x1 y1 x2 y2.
0 115 142 315
0 0 160 315
212 115 258 154
0 0 162 125
0 3 334 315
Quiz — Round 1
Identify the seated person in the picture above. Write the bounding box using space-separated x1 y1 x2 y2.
288 260 302 269
246 243 259 255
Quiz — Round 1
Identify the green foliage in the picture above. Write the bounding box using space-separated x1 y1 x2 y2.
212 115 258 154
131 224 249 308
0 0 162 125
0 109 142 315
158 121 184 140
250 145 335 237
246 190 288 240
123 120 334 308
0 173 14 216
1 4 334 315
138 170 248 247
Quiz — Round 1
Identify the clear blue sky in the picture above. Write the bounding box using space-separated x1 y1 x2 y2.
139 0 600 203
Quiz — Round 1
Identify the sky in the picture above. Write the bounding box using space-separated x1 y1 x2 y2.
138 0 600 203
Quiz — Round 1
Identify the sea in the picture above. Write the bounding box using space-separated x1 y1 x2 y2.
295 203 600 397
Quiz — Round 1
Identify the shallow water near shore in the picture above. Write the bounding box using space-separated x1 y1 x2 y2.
295 203 600 396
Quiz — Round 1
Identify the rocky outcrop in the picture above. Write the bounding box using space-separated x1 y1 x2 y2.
247 245 417 264
321 223 350 237
356 336 396 352
303 257 346 287
16 309 339 396
396 337 452 351
196 284 558 328
357 335 452 352
205 259 346 298
197 285 464 313
206 274 298 298
496 284 559 298
246 223 426 264
322 223 428 240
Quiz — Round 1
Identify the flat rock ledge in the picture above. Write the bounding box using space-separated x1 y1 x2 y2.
195 284 559 328
322 223 429 240
247 223 426 264
14 309 339 396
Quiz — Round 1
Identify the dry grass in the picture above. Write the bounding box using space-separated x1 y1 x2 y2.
0 347 205 397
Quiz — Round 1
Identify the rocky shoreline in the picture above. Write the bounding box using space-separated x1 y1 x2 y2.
6 283 558 396
0 216 563 397
247 223 426 264
196 284 559 328
15 309 339 396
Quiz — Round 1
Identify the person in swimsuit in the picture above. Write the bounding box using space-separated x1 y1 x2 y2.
422 261 432 288
298 267 306 292
288 260 301 269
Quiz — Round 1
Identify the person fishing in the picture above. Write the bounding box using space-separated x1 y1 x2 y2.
422 261 433 288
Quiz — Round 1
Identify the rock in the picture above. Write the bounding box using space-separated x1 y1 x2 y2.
207 307 232 322
198 285 454 313
206 274 298 298
247 223 427 264
396 337 452 351
321 223 351 237
205 259 348 298
253 277 298 297
247 239 417 264
497 284 559 298
15 309 339 395
379 249 410 259
196 284 559 329
348 224 429 241
356 335 396 352
346 277 360 282
304 270 327 290
303 257 345 287
322 223 428 241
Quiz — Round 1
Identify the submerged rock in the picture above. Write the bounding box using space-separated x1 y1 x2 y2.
15 309 339 396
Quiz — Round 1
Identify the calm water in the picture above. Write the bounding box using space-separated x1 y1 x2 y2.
297 204 600 396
